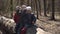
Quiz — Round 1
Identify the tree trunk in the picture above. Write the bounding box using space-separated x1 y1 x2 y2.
31 0 34 12
27 0 29 5
38 0 41 16
20 0 24 5
50 0 55 20
35 0 39 19
10 0 13 11
43 0 47 16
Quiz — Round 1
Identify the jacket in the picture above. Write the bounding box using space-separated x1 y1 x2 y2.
14 13 21 23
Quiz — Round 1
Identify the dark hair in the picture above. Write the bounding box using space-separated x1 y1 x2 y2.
16 9 19 14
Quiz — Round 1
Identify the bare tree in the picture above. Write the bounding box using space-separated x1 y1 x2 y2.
43 0 47 16
50 0 55 20
38 0 41 16
10 0 13 11
35 0 39 19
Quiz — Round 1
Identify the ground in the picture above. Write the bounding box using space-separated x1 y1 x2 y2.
0 16 60 34
26 19 52 34
36 15 60 34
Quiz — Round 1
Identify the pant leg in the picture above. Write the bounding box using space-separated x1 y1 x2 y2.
15 23 20 34
17 23 24 34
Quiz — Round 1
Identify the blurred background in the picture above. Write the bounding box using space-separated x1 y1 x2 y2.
0 0 60 34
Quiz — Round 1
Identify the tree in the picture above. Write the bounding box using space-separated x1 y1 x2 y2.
50 0 55 20
35 0 39 19
27 0 29 5
31 0 34 12
10 0 13 11
20 0 25 5
43 0 47 16
38 0 41 16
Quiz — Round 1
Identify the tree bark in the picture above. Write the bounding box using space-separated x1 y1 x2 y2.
10 0 13 11
35 0 39 19
50 0 55 20
38 0 41 16
43 0 47 16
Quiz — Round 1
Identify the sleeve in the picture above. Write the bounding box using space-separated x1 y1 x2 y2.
13 13 17 23
32 14 36 23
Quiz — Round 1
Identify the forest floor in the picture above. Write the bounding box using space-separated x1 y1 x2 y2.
36 15 60 34
0 15 52 34
0 15 60 34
